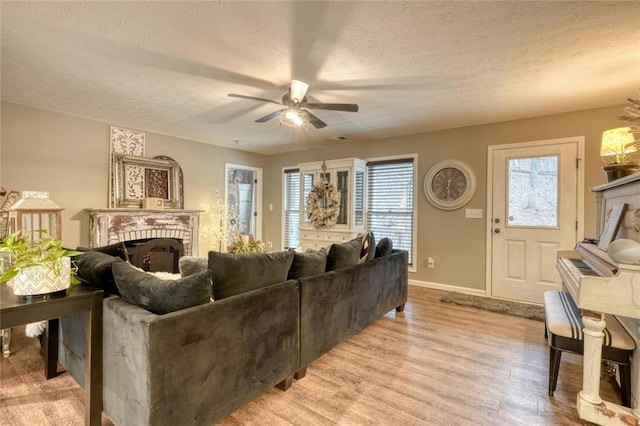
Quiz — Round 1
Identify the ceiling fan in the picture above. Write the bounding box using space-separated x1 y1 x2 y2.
228 79 358 130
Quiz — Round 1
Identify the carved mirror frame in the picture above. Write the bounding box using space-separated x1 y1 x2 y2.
113 154 183 209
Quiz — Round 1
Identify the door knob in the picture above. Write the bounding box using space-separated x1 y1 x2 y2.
494 228 501 234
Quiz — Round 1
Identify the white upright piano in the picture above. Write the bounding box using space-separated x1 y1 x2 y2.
557 173 640 426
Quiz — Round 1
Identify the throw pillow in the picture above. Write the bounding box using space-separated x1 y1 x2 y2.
375 237 393 258
112 258 212 315
77 242 126 258
287 248 328 279
208 250 294 300
75 250 120 295
360 231 375 263
179 256 209 277
326 236 363 271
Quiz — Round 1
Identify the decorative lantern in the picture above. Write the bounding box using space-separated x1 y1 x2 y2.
8 191 63 240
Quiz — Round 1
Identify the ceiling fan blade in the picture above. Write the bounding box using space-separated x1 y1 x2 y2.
305 110 327 129
305 102 359 112
255 109 285 123
290 79 310 103
228 93 282 105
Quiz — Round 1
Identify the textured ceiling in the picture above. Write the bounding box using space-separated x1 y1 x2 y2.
2 1 639 155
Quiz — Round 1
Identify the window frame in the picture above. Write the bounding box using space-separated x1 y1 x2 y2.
365 154 417 272
281 167 300 250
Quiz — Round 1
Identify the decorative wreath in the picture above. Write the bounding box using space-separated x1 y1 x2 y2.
307 180 341 229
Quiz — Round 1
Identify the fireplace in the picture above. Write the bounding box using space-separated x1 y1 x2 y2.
86 208 201 256
124 238 184 273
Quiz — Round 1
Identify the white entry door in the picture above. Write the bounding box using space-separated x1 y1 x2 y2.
489 138 582 304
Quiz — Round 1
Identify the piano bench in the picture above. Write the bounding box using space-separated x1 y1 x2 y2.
543 291 635 407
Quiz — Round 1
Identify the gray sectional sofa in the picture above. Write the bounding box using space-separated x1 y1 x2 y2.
297 250 408 377
59 237 408 426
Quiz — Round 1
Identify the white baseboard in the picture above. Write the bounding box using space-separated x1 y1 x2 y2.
409 279 486 297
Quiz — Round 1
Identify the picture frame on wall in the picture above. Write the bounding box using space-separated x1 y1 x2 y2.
598 203 627 251
113 154 182 209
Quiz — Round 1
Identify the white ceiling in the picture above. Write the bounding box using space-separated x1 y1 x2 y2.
2 1 639 155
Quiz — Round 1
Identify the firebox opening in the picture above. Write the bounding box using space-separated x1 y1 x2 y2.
124 238 184 274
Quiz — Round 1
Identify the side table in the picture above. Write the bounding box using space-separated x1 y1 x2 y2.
0 284 103 426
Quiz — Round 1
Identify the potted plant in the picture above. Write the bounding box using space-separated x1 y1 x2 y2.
0 230 82 296
227 231 266 254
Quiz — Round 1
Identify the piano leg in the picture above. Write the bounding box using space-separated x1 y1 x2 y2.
579 314 605 405
576 313 639 426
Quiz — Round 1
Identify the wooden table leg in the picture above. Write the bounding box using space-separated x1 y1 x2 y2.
85 292 103 426
45 318 59 379
2 328 10 358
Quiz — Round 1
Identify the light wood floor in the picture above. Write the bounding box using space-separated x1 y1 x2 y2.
0 286 622 425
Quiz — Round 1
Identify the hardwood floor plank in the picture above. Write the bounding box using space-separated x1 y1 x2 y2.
0 286 624 425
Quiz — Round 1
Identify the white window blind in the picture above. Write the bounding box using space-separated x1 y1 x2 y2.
283 168 300 249
367 158 415 264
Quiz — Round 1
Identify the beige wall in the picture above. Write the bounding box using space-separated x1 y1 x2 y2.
262 105 626 290
0 102 264 251
1 101 626 291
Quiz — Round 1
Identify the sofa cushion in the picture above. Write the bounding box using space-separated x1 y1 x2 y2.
179 256 209 277
375 237 393 258
75 250 120 295
208 251 294 300
326 236 363 271
288 248 328 279
360 231 375 263
112 258 212 314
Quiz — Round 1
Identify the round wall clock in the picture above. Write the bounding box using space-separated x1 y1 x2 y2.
424 160 476 210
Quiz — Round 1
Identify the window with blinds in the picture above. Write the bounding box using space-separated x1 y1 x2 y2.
367 158 415 264
283 168 300 249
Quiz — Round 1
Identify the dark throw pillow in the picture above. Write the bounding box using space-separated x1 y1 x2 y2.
77 242 126 259
288 248 328 279
326 236 363 271
360 231 375 263
75 250 119 295
208 251 294 300
375 238 393 258
112 259 212 315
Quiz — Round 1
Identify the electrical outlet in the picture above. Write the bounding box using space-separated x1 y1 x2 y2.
427 257 435 268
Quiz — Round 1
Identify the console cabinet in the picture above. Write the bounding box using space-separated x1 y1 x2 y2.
298 158 366 250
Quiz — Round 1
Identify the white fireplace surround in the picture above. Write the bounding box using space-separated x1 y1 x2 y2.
86 209 201 256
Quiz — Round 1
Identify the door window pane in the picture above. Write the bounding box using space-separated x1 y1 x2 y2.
507 155 558 227
336 170 348 225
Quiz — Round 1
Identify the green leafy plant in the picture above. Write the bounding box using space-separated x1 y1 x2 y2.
227 231 266 254
0 230 83 284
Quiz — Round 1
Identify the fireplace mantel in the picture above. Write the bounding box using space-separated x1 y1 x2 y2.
86 208 202 256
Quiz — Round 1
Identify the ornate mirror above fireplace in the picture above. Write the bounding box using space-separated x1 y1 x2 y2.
113 154 184 209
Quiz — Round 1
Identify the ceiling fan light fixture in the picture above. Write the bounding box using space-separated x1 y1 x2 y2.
280 109 309 131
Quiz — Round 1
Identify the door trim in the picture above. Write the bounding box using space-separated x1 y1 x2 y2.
485 136 585 298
